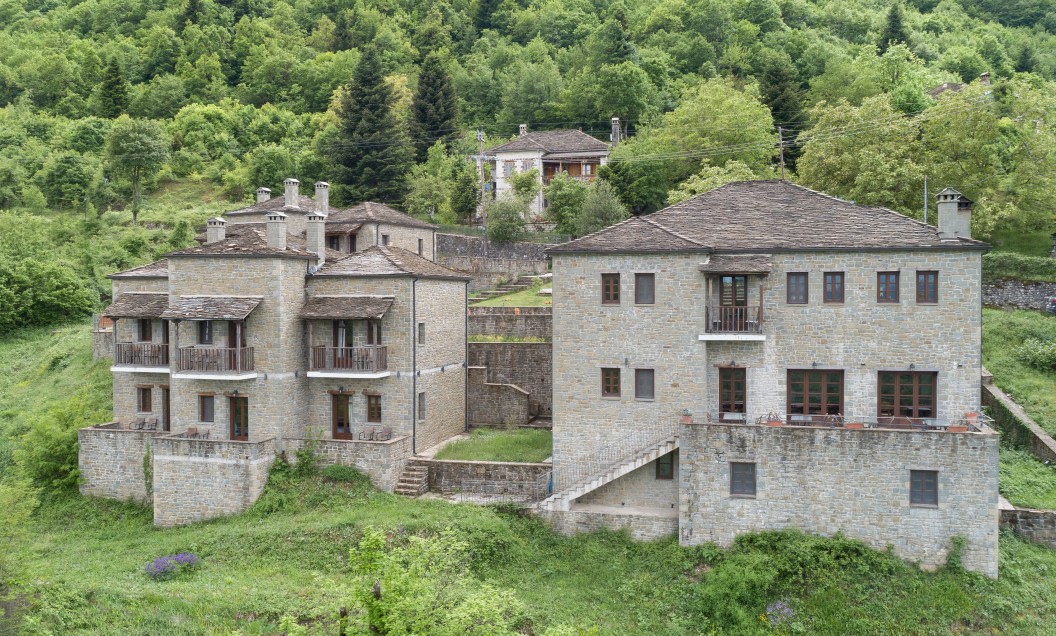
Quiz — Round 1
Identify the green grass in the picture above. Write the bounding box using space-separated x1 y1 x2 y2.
472 279 552 307
982 308 1056 438
987 228 1053 257
1000 446 1056 509
434 428 553 463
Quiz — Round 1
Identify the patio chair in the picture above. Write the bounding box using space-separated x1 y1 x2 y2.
131 417 146 430
201 430 210 439
145 417 158 431
375 427 392 441
359 427 378 441
185 427 199 439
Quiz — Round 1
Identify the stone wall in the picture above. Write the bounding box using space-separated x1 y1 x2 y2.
680 422 999 577
306 435 413 492
152 436 275 527
1000 507 1056 549
426 459 551 500
983 279 1056 310
578 451 678 511
436 233 550 260
78 424 158 503
468 342 552 416
468 307 552 340
92 324 113 361
539 508 678 541
983 383 1056 463
468 366 530 426
437 255 549 292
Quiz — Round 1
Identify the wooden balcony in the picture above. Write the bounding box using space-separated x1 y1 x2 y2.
114 343 169 367
310 346 388 374
705 305 763 334
176 347 255 373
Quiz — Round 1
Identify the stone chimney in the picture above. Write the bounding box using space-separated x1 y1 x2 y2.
314 181 329 215
980 72 991 86
266 211 287 250
283 178 300 209
611 117 621 147
519 123 528 136
306 212 326 265
937 188 973 239
206 217 226 244
255 187 271 204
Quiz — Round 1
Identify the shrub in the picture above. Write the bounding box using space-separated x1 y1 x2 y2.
486 198 528 243
982 252 1056 283
143 553 201 581
321 464 371 486
1017 337 1056 371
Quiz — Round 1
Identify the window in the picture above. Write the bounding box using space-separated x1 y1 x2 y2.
418 238 424 256
878 271 900 303
367 320 382 345
601 367 621 398
601 273 620 304
634 369 654 400
332 394 351 439
367 395 382 423
910 470 938 506
418 392 426 420
787 272 808 304
503 161 514 178
198 320 213 345
198 395 215 422
418 322 425 345
720 275 747 307
137 386 152 413
878 372 937 419
916 271 938 304
787 370 843 416
229 396 249 441
634 273 655 304
656 452 674 480
350 234 357 253
138 319 153 342
823 272 844 303
719 368 746 421
327 236 341 251
381 234 390 246
583 163 593 175
730 462 757 496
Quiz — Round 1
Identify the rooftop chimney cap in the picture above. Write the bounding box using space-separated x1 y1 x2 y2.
937 187 972 204
284 178 300 185
314 181 329 189
980 71 991 85
207 217 226 226
519 123 528 136
256 187 271 195
266 211 288 222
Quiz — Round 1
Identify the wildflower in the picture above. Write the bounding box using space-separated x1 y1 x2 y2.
765 600 794 626
143 553 201 580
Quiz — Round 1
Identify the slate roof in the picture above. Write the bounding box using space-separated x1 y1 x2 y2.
161 296 263 320
548 181 988 255
490 129 611 155
326 202 437 230
301 296 395 320
108 259 170 279
226 194 321 216
928 82 964 98
313 246 471 280
699 254 773 274
103 293 170 318
175 223 344 260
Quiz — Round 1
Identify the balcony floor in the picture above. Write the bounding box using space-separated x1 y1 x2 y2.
171 371 259 381
306 370 391 379
111 365 172 374
698 333 766 341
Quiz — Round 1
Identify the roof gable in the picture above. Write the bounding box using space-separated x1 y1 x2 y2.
327 202 437 230
490 129 611 155
313 246 470 280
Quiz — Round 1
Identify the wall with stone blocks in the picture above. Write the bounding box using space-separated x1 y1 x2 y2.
92 329 114 361
438 256 548 292
1000 507 1056 550
468 366 530 426
983 383 1056 463
578 451 678 511
468 307 552 340
983 279 1056 310
294 436 413 492
538 509 678 541
468 342 552 417
680 422 999 577
437 234 550 260
426 459 551 499
78 424 157 503
152 436 275 527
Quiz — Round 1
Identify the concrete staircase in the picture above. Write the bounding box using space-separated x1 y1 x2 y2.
540 435 679 512
393 460 430 497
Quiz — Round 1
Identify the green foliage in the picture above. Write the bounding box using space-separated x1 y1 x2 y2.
450 162 481 223
14 385 107 491
0 258 95 335
142 443 152 500
508 168 541 204
878 2 911 55
983 252 1056 283
434 428 553 463
486 198 528 243
106 116 171 224
321 464 372 487
1016 338 1056 372
405 142 459 223
96 59 129 119
544 172 589 236
411 53 458 164
0 476 39 583
668 161 759 204
983 307 1056 438
575 179 629 238
999 446 1056 509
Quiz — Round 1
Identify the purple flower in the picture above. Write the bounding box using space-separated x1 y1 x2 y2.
144 553 201 580
766 600 794 626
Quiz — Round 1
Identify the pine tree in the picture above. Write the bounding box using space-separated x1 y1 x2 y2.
450 163 481 222
97 59 129 119
878 2 910 55
411 54 458 164
475 0 503 32
330 46 413 205
1015 45 1037 73
758 52 806 171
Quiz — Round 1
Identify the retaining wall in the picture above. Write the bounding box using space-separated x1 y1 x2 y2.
426 459 551 500
982 383 1056 463
78 424 158 503
437 255 548 292
468 342 552 417
1000 507 1056 549
290 436 413 492
436 234 550 260
539 508 678 541
983 279 1056 310
467 366 530 426
468 307 552 340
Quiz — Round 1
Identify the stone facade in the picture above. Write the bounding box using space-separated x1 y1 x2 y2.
539 508 678 541
1000 507 1056 550
437 255 549 292
293 436 413 492
468 342 552 416
436 233 551 260
983 279 1056 310
78 424 159 503
578 451 678 511
426 459 551 499
358 222 436 261
467 366 530 426
468 307 552 340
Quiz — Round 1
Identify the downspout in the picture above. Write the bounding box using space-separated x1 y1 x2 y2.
464 279 469 432
412 276 419 454
375 223 380 247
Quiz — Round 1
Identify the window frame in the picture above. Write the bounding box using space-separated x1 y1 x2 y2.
787 369 844 417
229 395 249 441
916 271 938 304
137 386 152 413
719 367 747 421
634 273 655 305
634 368 655 400
601 273 620 305
878 371 937 420
786 272 808 305
381 234 390 246
730 462 757 497
601 367 621 398
367 394 382 423
655 453 674 480
877 271 900 303
418 392 426 421
138 319 153 342
418 238 424 256
197 320 213 345
198 394 215 423
823 271 845 304
327 235 341 252
418 322 425 345
910 469 939 507
332 393 352 440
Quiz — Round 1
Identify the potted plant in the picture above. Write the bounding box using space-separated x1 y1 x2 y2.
765 411 783 427
681 409 694 426
845 421 865 429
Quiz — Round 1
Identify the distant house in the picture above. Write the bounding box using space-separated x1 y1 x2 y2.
928 71 990 98
483 121 617 218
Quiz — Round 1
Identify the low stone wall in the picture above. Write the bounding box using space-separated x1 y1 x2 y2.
426 459 551 500
78 423 158 503
437 255 548 292
152 436 275 527
468 366 530 426
1001 507 1056 549
983 383 1056 463
437 234 550 260
305 436 413 492
539 508 678 541
983 279 1056 310
92 329 114 361
468 307 552 340
468 342 552 417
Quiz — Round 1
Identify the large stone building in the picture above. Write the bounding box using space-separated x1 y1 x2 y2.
541 180 1000 577
80 182 468 526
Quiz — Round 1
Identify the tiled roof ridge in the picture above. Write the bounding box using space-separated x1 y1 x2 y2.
558 215 642 247
638 215 711 249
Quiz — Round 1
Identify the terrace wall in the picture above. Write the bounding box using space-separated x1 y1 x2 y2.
78 424 159 503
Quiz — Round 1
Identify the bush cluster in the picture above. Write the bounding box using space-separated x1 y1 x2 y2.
982 252 1056 283
1016 337 1056 371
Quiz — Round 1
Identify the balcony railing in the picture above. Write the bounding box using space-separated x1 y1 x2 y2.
176 347 255 373
115 342 169 367
311 346 388 373
705 305 763 333
703 412 992 432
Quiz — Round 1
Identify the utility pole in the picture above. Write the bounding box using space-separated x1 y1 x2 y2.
923 175 928 224
777 126 785 181
477 128 488 258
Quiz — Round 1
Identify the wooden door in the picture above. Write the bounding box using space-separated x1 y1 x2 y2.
161 386 171 432
719 368 746 421
229 396 249 441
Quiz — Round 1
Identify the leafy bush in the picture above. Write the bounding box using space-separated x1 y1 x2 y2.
321 464 371 486
14 388 107 491
1016 337 1056 371
143 553 200 581
486 199 527 243
0 258 96 335
982 252 1056 283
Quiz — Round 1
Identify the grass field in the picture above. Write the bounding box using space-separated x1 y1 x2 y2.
981 308 1056 438
435 428 553 463
472 279 552 307
999 447 1056 510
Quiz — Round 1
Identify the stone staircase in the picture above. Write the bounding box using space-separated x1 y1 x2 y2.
469 276 530 303
540 433 679 512
393 460 430 497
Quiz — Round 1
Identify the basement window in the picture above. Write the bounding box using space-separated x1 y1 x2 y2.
656 453 674 480
730 462 756 497
910 470 938 507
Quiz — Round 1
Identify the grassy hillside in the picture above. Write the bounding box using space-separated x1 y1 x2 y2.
982 308 1056 438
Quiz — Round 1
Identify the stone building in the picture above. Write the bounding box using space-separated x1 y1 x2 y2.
81 184 468 526
540 180 1000 577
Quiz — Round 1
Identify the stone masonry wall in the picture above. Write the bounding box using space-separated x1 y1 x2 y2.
468 307 552 340
1000 507 1056 550
538 509 678 541
982 383 1056 463
983 279 1056 310
468 366 530 426
92 329 114 361
437 255 549 292
78 424 158 503
289 435 413 492
436 233 550 260
152 436 275 527
680 423 999 577
426 459 551 499
468 342 552 416
414 277 468 452
578 450 678 511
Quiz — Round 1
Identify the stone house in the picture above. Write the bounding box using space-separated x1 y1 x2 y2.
81 185 468 527
541 180 1000 577
484 123 615 218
